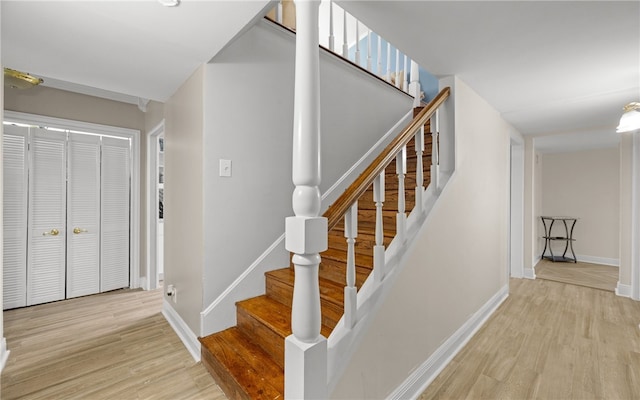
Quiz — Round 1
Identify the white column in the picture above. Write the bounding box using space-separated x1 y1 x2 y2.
285 1 328 398
328 0 334 51
386 43 392 83
344 202 357 328
276 1 283 24
415 127 425 214
396 146 407 243
395 49 401 88
373 172 385 283
409 60 421 107
366 29 372 71
377 36 382 76
342 10 349 58
431 109 440 192
403 55 409 92
355 21 361 67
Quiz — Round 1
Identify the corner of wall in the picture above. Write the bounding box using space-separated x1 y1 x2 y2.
162 300 201 362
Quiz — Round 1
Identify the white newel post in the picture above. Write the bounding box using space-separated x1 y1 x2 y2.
396 147 407 244
285 1 328 398
403 55 409 93
344 202 358 328
373 172 386 283
409 60 421 107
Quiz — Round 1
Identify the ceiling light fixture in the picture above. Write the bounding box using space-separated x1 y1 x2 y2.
616 102 640 133
4 68 44 89
158 0 180 7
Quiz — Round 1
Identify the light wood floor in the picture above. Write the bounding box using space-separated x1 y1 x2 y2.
419 278 640 400
1 287 227 400
535 259 618 292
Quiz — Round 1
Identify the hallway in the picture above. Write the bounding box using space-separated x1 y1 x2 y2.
420 278 640 399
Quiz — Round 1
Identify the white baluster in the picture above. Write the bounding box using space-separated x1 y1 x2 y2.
355 21 361 66
395 48 401 89
276 0 283 24
415 126 425 214
377 35 382 76
342 10 349 58
328 0 334 51
285 0 328 398
403 55 409 92
396 146 407 243
409 60 421 107
344 201 358 329
366 29 372 71
431 109 440 193
386 43 392 83
373 172 385 283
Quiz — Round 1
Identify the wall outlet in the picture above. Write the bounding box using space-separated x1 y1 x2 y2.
167 284 177 303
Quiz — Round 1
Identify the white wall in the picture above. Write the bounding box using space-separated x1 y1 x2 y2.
331 77 512 398
201 20 413 312
164 65 205 334
541 148 620 264
619 134 633 285
1 2 7 370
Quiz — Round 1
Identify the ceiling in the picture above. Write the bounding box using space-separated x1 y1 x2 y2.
338 1 640 151
1 0 271 103
2 1 639 152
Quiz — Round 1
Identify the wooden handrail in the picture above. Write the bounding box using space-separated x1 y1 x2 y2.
323 86 451 230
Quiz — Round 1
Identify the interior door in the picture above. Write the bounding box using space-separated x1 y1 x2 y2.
101 136 131 292
66 133 101 298
3 124 29 309
27 128 67 305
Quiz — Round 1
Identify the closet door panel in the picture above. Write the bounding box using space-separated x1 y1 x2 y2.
67 133 101 298
28 128 67 305
101 137 131 292
3 125 29 309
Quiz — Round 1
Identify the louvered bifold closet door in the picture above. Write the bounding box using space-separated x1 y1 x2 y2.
28 128 67 305
66 133 101 298
101 136 131 292
3 125 29 309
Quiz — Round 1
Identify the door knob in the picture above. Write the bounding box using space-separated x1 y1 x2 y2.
73 227 88 234
43 228 60 236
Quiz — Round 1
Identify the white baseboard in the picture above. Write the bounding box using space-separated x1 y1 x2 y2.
162 300 201 362
0 337 9 372
616 282 632 298
576 255 619 267
387 285 509 400
524 267 536 280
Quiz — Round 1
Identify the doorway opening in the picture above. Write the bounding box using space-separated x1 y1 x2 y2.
146 122 164 290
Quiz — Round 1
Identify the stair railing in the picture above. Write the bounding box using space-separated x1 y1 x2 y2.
266 0 423 103
324 86 449 289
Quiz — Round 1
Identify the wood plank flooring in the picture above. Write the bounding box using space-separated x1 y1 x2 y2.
535 259 618 292
419 278 640 400
1 287 227 400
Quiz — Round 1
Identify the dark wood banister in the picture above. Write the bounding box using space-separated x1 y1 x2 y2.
323 86 451 230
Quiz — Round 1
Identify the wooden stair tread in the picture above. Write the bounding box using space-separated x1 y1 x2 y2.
199 327 284 400
267 267 369 301
237 295 332 338
322 247 374 269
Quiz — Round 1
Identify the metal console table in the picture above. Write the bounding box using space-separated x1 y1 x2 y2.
540 216 577 263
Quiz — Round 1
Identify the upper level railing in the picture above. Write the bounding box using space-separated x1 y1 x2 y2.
267 0 423 104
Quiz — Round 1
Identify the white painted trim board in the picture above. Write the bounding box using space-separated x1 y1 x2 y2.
162 300 201 362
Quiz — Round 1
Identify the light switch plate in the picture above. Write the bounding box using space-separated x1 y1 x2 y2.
219 159 232 177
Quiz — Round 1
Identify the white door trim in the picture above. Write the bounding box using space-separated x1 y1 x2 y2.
631 131 640 301
146 121 164 290
510 133 525 279
3 111 141 289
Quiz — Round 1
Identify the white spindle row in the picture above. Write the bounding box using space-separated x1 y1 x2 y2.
396 146 407 244
373 172 385 283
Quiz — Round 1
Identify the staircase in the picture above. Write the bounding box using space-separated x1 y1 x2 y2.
199 109 432 400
